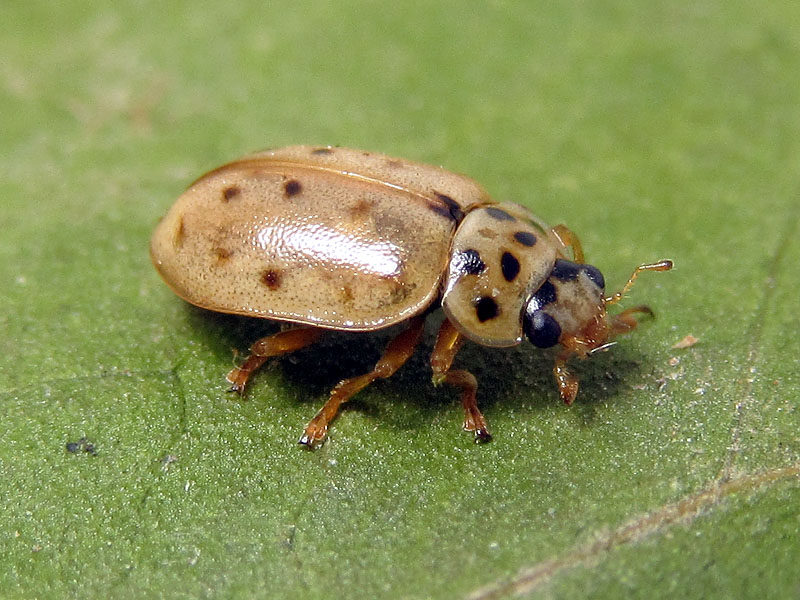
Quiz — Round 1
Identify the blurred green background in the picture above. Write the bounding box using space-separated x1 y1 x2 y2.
2 1 799 598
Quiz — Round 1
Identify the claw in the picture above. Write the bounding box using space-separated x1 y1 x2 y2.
226 367 250 395
474 428 493 444
298 430 326 450
431 373 446 387
227 383 245 395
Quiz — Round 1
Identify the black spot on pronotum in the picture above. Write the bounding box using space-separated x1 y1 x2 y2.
513 231 536 247
434 191 465 222
453 249 486 276
524 310 562 348
222 186 241 201
582 264 605 290
501 252 521 282
551 258 582 281
283 179 302 197
475 296 499 322
485 207 516 221
261 269 282 290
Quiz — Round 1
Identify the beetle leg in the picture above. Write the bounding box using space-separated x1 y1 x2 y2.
554 304 659 406
553 352 580 405
550 224 585 263
299 316 426 449
610 304 655 336
226 327 325 394
430 319 491 443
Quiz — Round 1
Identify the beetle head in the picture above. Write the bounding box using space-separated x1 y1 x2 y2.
522 258 673 358
522 258 610 355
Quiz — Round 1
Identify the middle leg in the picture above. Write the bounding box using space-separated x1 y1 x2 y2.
430 318 491 442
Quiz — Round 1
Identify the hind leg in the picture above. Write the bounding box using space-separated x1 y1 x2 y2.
299 316 426 448
226 327 326 393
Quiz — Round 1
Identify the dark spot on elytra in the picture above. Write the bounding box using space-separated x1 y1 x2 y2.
212 247 233 262
387 280 415 305
453 249 486 276
434 191 465 222
551 258 582 282
283 179 302 197
374 212 409 241
375 277 415 309
485 207 516 221
261 269 283 290
501 252 521 282
340 285 355 304
513 231 537 247
428 202 455 221
311 147 333 155
348 197 374 218
222 186 241 201
174 217 186 247
475 296 499 322
527 280 557 312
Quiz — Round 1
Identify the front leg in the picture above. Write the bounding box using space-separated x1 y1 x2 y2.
553 352 580 405
430 318 491 443
549 224 585 263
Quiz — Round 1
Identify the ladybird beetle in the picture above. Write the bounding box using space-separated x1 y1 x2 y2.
151 145 672 447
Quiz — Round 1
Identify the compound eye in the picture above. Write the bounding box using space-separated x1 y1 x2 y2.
524 309 562 348
582 264 605 290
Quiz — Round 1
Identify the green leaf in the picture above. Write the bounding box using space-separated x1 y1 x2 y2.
2 1 799 598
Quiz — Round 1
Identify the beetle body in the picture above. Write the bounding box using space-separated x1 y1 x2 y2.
151 145 672 447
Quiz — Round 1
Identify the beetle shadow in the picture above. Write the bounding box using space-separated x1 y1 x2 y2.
182 305 654 434
544 348 652 427
428 341 645 412
182 304 406 407
377 325 656 433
